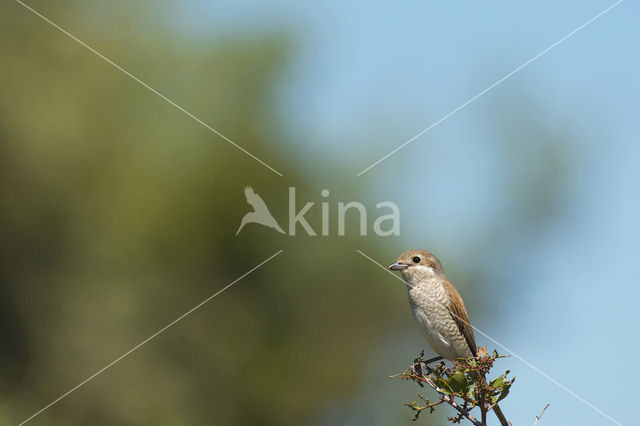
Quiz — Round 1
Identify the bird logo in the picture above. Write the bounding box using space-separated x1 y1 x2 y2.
236 186 285 235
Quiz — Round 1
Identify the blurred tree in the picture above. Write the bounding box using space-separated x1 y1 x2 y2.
0 2 406 425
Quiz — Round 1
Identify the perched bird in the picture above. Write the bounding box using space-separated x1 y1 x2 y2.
236 186 285 235
389 249 475 361
390 249 508 425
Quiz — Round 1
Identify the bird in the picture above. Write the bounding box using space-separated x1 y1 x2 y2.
389 249 475 361
236 186 285 235
389 249 508 425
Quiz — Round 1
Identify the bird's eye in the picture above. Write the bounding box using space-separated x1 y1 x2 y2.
412 256 421 263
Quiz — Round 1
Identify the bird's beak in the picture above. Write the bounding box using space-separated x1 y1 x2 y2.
389 262 409 271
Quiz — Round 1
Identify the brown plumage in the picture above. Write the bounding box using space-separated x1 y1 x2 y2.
443 280 477 357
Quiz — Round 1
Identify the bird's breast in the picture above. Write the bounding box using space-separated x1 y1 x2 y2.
408 283 462 360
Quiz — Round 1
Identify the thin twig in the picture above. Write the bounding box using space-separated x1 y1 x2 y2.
407 374 482 426
533 403 550 426
446 395 483 426
478 375 487 425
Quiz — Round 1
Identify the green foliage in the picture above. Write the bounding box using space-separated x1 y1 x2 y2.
0 3 405 425
394 348 515 424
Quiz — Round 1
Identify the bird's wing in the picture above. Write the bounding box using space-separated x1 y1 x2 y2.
244 186 269 213
443 280 477 357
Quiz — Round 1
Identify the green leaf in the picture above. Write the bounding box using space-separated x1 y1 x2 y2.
490 370 510 388
448 372 471 394
491 378 514 404
436 378 453 395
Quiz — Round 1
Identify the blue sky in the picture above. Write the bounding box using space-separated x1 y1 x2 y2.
172 1 638 424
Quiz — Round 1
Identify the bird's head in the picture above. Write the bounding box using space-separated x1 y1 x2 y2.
389 249 444 286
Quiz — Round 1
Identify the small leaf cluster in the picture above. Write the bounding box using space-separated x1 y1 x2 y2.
393 347 515 423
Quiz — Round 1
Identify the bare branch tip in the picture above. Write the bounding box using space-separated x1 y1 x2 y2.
533 403 550 426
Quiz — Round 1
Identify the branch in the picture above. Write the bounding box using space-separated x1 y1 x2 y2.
533 403 550 425
394 349 515 425
404 372 482 426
